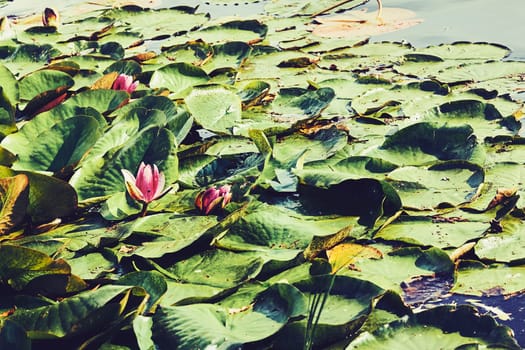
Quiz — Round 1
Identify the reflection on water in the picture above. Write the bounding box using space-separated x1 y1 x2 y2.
402 274 525 348
371 0 525 60
2 0 524 59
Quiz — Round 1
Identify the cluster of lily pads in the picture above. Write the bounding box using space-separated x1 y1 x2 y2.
0 0 524 348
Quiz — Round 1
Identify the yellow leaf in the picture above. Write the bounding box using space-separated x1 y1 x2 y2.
327 242 383 273
91 71 119 90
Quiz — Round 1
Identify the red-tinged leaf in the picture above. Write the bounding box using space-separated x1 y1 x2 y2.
0 174 29 235
22 86 69 118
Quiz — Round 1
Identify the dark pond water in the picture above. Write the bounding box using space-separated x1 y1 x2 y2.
402 274 525 347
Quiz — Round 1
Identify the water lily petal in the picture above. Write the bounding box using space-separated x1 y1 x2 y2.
121 169 145 202
202 188 220 211
153 170 167 200
135 162 147 191
139 164 156 203
205 196 224 215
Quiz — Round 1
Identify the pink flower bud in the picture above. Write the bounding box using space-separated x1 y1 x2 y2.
195 185 232 214
121 162 170 204
112 74 139 94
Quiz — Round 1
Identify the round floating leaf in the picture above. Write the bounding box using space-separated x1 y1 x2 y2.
67 252 116 280
164 249 264 289
18 70 74 102
2 106 104 158
185 84 242 134
149 62 209 95
452 261 525 297
336 245 454 293
2 44 61 76
124 213 220 258
61 89 130 114
346 305 520 349
417 42 511 61
0 245 74 292
191 19 267 44
435 60 525 84
106 6 209 40
375 214 488 248
0 166 77 223
220 202 357 251
6 285 136 339
0 320 31 350
274 275 384 349
270 87 335 121
70 126 178 201
475 216 525 263
12 116 102 172
153 283 305 349
368 122 478 166
201 41 252 73
386 162 483 209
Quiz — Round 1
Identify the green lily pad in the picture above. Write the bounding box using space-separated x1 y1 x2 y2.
273 275 384 349
219 201 357 251
117 270 168 313
338 244 454 293
153 283 304 349
0 245 80 292
366 122 478 166
0 166 77 223
11 116 102 172
6 285 139 339
0 64 18 103
375 214 488 248
346 304 520 349
121 213 220 259
185 84 242 134
452 260 525 296
163 249 264 289
18 69 74 102
67 252 116 280
201 41 252 73
105 6 209 41
70 126 178 201
187 19 267 45
149 62 209 95
475 216 525 263
386 161 483 209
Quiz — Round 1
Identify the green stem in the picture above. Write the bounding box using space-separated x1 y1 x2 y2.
304 274 337 350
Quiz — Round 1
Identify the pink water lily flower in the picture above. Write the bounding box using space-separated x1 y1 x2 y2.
121 162 170 204
195 185 232 215
112 74 139 94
